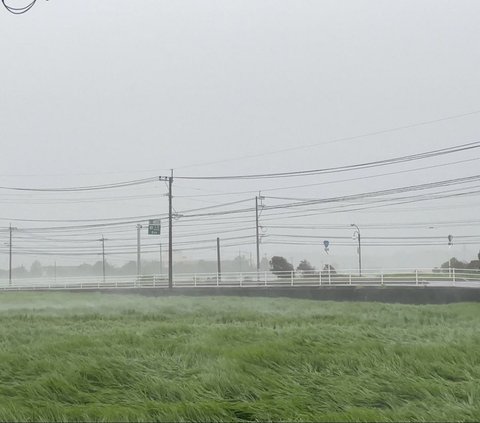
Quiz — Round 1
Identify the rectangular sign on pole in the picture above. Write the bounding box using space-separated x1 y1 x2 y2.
148 219 161 235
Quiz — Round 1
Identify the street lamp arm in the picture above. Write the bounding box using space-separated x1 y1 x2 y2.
350 223 362 277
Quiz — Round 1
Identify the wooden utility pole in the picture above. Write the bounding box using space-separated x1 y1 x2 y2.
255 194 264 277
136 224 142 277
159 242 163 275
216 237 221 282
101 235 106 283
256 196 260 272
168 170 173 289
8 224 14 286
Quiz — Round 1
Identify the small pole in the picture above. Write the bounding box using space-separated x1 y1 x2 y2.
351 224 362 277
216 237 221 284
100 235 106 283
328 265 331 285
159 242 163 276
358 233 362 277
415 269 418 286
291 270 294 286
8 224 15 286
136 224 142 277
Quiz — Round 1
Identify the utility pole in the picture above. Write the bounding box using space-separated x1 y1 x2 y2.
255 194 264 277
351 224 362 277
100 235 106 283
159 242 163 276
8 224 16 286
255 196 260 273
168 169 173 289
136 224 142 277
217 237 221 282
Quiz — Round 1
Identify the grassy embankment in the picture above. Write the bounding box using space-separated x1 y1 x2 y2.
0 293 479 421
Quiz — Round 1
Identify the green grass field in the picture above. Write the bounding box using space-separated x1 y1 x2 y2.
0 293 479 422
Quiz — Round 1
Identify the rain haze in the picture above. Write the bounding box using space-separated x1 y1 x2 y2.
1 0 480 275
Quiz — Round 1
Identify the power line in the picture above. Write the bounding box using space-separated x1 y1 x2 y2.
266 218 480 230
264 185 480 219
252 189 480 223
174 109 480 170
175 141 480 180
172 174 480 221
0 198 251 225
263 174 480 209
0 177 158 192
1 179 479 235
172 156 480 198
264 240 480 247
267 233 480 241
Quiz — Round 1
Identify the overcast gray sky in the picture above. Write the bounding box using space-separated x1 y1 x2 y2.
1 0 480 273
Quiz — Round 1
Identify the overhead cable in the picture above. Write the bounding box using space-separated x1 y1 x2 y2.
175 141 480 180
0 177 158 192
174 109 480 170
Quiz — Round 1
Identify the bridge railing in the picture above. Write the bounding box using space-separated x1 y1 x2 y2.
0 268 479 291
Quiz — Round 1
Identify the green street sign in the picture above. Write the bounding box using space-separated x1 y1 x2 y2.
148 219 161 235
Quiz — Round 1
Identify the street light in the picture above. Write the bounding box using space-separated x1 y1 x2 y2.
351 224 362 277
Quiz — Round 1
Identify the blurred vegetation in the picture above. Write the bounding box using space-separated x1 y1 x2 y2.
0 293 479 421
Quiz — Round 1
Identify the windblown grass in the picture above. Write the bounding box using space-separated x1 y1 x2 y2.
0 293 479 421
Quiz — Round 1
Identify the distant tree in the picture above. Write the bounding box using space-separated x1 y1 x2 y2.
439 254 480 272
296 259 315 272
30 260 43 277
441 257 467 271
467 260 480 270
322 264 336 275
297 259 315 276
270 256 294 277
92 260 114 276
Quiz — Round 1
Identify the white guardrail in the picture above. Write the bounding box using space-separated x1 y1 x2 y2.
0 268 480 291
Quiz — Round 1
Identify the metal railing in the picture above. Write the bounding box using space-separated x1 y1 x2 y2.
0 268 479 291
